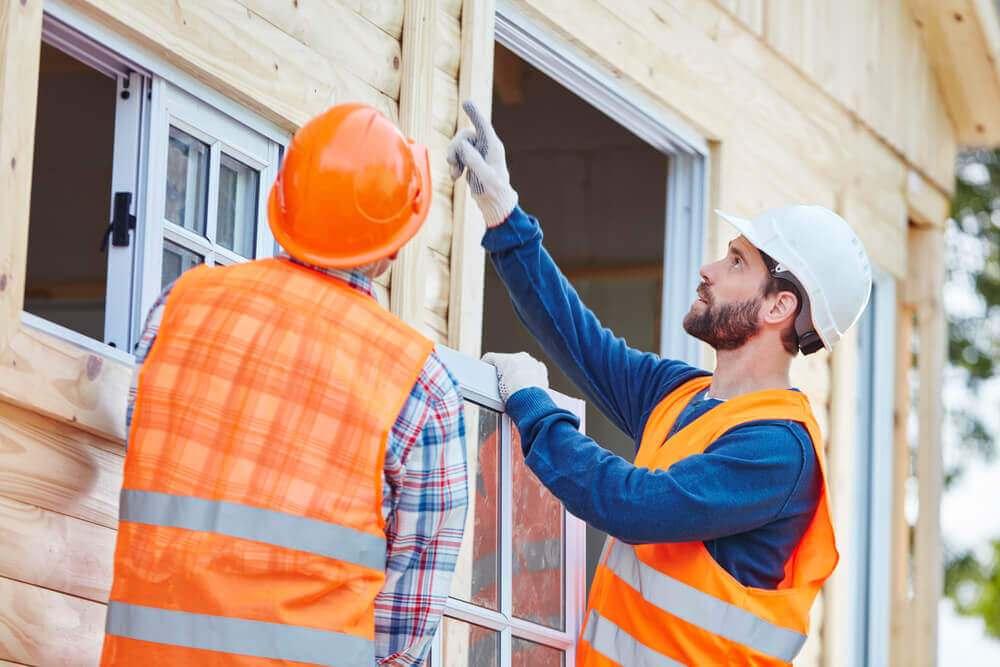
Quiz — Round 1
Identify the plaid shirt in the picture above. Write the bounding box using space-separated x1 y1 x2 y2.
127 258 468 665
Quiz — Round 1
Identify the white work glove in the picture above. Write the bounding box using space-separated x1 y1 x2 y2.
482 352 549 404
447 100 519 228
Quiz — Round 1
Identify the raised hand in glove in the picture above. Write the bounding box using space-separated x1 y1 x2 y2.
447 100 519 228
482 351 549 404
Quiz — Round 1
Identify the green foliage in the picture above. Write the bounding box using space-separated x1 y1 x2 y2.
943 149 1000 637
945 541 1000 639
949 149 1000 384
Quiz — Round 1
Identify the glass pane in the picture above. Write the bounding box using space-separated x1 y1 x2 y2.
165 126 209 235
449 403 501 611
512 427 565 630
216 153 259 258
512 636 565 667
24 43 115 343
441 617 498 667
162 240 203 289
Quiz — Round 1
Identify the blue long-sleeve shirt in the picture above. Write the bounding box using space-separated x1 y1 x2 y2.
484 206 821 589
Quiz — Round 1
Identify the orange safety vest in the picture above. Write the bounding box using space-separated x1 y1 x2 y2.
577 376 838 666
101 258 434 666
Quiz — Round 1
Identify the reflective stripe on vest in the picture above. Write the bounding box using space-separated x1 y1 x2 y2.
106 601 373 666
119 488 385 569
604 541 807 663
582 609 685 667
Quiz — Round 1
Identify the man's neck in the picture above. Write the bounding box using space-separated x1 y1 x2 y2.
706 337 793 400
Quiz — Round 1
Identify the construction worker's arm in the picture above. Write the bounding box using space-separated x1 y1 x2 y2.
449 101 706 443
376 353 469 665
483 353 819 544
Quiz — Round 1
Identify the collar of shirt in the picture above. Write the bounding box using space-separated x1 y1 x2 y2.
277 251 375 299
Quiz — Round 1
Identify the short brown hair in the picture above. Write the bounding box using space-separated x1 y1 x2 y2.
760 252 804 355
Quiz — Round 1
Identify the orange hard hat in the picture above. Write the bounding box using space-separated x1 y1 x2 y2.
267 103 432 268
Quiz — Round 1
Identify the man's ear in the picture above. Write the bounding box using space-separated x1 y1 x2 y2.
764 290 798 326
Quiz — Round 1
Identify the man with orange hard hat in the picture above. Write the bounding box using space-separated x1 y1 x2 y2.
101 104 468 666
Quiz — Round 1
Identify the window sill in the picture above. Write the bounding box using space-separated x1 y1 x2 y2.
0 313 131 443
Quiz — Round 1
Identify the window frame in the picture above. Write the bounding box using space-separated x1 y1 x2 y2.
849 268 896 667
136 80 281 344
431 345 588 666
493 0 710 366
25 2 289 361
0 0 293 441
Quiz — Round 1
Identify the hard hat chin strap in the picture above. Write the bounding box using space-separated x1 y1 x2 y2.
767 259 824 356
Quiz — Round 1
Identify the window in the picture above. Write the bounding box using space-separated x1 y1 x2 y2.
431 347 588 666
488 0 709 592
23 11 286 363
849 271 896 666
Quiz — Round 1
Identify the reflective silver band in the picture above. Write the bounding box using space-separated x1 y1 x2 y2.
120 489 385 570
606 541 807 662
106 601 372 666
582 609 685 666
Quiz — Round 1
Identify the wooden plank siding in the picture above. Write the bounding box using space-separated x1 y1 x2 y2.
508 1 954 665
0 0 960 664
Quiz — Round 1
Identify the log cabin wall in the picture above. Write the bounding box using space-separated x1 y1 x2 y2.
0 0 465 663
0 0 972 664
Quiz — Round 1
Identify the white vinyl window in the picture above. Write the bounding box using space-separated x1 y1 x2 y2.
24 5 288 362
432 347 588 666
849 270 896 667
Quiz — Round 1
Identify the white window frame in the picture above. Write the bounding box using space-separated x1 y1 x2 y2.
494 0 710 366
432 346 588 665
848 268 896 667
26 1 291 362
136 80 281 345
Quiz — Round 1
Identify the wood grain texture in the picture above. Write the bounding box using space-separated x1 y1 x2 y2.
391 0 440 327
235 0 403 99
823 324 861 667
0 326 130 442
908 0 1000 145
911 227 946 666
0 497 115 603
715 0 764 35
0 399 123 529
360 0 405 39
70 0 397 131
891 300 916 667
436 11 462 77
0 0 43 352
0 576 105 666
448 0 495 356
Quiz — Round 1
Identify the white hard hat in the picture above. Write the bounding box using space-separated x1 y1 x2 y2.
715 205 872 354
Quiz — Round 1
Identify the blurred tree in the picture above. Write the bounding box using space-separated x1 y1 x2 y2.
942 148 1000 637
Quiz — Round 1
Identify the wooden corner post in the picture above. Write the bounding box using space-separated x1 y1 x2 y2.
392 0 440 329
890 223 946 667
448 0 495 356
0 0 43 352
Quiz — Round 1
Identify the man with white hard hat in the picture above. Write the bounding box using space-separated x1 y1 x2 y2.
448 100 871 666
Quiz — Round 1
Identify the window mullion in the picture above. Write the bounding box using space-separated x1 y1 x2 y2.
500 413 514 662
257 142 280 259
136 76 169 337
206 141 221 245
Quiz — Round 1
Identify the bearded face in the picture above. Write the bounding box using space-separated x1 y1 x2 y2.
682 281 762 350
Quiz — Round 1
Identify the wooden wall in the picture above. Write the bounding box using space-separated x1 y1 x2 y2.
506 0 955 665
0 0 956 664
0 0 467 662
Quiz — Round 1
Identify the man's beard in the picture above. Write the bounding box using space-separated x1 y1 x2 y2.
683 284 762 350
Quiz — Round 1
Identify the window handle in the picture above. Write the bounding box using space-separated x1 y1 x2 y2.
100 192 136 251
